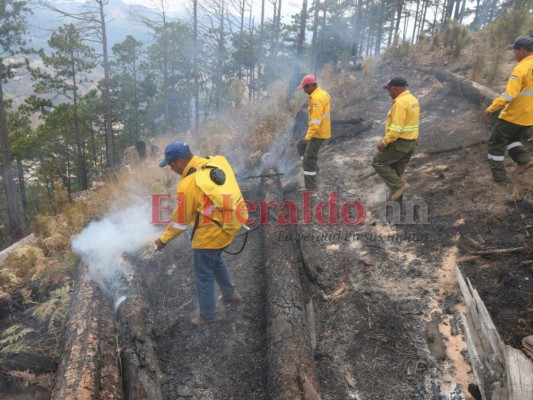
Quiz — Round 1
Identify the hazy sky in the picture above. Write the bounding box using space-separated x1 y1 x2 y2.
122 0 301 21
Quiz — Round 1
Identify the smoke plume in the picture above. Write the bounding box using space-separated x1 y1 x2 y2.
71 202 158 298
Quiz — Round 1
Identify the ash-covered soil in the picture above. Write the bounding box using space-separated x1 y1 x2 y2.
148 229 268 399
1 62 531 400
135 63 532 400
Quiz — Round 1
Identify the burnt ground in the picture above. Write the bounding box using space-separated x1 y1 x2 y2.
135 63 532 399
130 62 533 399
1 62 532 399
147 225 268 399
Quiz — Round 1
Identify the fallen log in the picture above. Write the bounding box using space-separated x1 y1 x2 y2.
417 67 499 106
328 120 374 144
331 117 364 126
456 266 533 400
116 260 164 400
425 139 488 156
262 169 321 400
51 262 123 400
470 247 528 256
0 234 36 266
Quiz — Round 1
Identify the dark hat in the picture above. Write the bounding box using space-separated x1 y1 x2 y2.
509 35 533 51
159 141 192 167
383 76 408 89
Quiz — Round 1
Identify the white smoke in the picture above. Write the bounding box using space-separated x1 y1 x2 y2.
71 202 158 298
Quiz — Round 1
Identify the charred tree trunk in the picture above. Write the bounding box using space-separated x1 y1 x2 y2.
117 262 164 400
262 169 321 400
51 263 123 400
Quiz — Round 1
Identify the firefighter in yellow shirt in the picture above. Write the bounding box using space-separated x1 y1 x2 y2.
483 35 533 182
296 74 331 193
154 142 242 325
372 77 420 201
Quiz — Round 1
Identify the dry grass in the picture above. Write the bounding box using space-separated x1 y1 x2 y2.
3 246 45 281
6 370 55 391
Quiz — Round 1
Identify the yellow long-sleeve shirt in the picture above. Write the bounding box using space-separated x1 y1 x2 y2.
382 90 420 146
487 54 533 126
160 155 234 249
305 86 331 140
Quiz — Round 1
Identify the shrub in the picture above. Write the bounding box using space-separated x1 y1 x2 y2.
443 21 471 57
4 246 45 280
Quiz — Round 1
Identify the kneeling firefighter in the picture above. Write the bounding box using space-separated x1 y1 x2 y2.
155 141 249 325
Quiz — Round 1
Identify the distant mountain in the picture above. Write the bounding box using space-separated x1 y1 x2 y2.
26 0 171 51
5 0 179 108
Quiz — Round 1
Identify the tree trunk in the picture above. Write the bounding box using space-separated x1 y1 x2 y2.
193 0 200 131
310 0 320 74
71 56 88 190
257 0 265 92
262 170 321 399
295 0 308 73
417 0 429 39
51 263 123 399
117 262 164 400
411 0 421 44
0 79 22 238
351 0 363 60
16 155 28 213
393 0 404 45
97 0 115 168
216 11 224 113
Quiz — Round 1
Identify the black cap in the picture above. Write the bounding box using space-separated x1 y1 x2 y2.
510 35 533 51
383 76 408 89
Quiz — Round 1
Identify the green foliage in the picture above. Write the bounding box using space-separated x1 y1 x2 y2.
382 40 413 62
486 1 532 48
63 252 79 279
0 268 19 286
228 79 245 107
32 284 71 335
0 1 31 79
443 22 471 57
52 182 69 214
33 214 51 238
0 324 35 353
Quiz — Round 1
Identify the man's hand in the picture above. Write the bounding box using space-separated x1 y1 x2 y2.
154 238 166 251
300 137 309 144
482 109 492 119
377 142 386 152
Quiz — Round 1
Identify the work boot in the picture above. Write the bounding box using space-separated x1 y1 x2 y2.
218 292 242 302
389 183 409 201
484 174 507 185
191 316 218 325
512 160 533 175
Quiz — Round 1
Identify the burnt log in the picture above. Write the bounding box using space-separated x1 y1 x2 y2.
328 120 374 144
417 67 499 106
51 263 123 400
262 169 321 400
456 267 533 400
117 262 164 400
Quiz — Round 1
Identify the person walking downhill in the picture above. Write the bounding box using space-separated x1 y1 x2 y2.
372 77 420 201
296 74 331 195
483 35 533 182
155 141 243 325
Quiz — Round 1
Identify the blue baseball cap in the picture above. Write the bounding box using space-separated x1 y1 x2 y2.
159 141 192 167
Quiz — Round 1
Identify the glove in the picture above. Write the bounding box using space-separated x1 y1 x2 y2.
154 238 167 251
